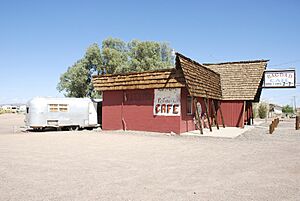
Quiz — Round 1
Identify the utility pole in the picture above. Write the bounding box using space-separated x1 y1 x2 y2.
293 96 297 114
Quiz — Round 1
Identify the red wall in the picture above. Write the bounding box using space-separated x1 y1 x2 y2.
102 89 248 134
218 101 244 127
102 89 181 133
180 88 195 133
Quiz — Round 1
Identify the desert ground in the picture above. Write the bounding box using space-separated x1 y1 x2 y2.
0 113 299 201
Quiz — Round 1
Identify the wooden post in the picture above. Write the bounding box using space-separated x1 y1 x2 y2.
269 123 274 134
203 98 212 132
193 98 203 134
296 116 300 130
211 100 219 129
242 101 246 128
217 101 225 128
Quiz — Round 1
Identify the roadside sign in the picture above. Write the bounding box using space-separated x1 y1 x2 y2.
263 69 296 88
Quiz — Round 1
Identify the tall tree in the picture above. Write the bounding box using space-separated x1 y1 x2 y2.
57 38 174 97
102 37 129 74
57 43 102 98
128 40 173 72
57 59 89 97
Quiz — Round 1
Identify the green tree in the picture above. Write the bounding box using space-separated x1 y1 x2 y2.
102 37 129 74
57 43 102 98
128 40 173 72
57 38 174 97
282 105 294 114
57 60 89 97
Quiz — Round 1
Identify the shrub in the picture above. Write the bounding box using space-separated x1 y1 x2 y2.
258 103 267 119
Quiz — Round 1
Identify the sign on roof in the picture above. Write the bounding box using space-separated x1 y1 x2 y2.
263 70 296 88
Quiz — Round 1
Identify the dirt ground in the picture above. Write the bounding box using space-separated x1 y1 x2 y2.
0 113 299 201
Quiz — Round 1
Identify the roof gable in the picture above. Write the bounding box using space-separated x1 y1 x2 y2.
204 60 268 101
175 53 222 99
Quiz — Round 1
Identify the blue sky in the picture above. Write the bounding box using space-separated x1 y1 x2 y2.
0 0 299 106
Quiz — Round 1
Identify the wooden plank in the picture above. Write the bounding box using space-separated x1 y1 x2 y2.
93 71 185 83
242 101 246 128
203 98 212 132
94 83 185 91
93 77 186 87
212 99 219 129
193 98 203 134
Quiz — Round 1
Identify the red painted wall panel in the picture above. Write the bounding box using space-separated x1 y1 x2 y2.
102 91 123 130
102 88 247 134
180 88 195 133
102 89 181 133
218 101 244 127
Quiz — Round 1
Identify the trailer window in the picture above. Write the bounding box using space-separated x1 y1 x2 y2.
59 104 68 112
49 104 59 112
48 104 69 112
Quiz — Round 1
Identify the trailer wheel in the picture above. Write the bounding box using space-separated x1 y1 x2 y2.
33 127 44 132
68 126 78 131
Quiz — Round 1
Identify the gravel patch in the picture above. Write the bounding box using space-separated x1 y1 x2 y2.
0 114 299 201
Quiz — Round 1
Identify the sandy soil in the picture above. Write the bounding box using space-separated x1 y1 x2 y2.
0 114 299 201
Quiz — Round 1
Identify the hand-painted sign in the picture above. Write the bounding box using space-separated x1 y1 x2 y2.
153 88 181 116
264 70 296 88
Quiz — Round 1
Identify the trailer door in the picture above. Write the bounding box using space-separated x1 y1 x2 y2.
88 102 98 125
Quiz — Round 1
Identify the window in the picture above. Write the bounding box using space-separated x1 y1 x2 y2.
59 104 68 112
187 96 193 115
48 104 68 112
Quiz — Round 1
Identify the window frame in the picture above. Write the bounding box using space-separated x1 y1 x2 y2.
187 96 193 115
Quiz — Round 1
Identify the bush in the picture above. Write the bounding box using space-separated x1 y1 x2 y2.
258 103 267 119
282 105 294 114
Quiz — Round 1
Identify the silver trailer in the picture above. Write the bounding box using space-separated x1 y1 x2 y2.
25 97 101 131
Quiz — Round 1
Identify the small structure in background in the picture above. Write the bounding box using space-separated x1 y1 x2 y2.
0 104 27 114
268 104 283 118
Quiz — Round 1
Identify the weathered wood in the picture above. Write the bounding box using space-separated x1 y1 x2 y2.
211 99 219 129
176 53 222 100
203 98 212 132
242 101 246 128
93 83 185 91
269 121 275 134
93 68 186 91
94 78 186 87
193 98 203 134
296 116 300 130
204 60 268 100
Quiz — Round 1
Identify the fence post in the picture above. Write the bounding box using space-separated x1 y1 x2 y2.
296 116 300 130
269 121 274 134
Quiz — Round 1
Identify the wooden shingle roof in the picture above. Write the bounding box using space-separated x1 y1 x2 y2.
92 53 222 100
176 53 222 100
92 53 267 101
204 60 268 101
92 68 186 91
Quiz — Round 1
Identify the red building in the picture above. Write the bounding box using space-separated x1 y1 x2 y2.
93 53 268 134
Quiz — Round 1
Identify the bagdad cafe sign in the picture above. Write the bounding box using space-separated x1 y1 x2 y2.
263 69 296 88
153 88 180 116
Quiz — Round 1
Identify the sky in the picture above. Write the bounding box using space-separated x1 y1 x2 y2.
0 0 299 107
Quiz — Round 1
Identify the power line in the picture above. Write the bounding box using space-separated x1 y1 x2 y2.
268 59 300 67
